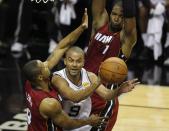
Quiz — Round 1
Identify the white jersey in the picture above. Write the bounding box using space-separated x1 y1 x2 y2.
53 68 92 131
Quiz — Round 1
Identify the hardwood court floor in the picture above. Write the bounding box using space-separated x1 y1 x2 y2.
113 84 169 131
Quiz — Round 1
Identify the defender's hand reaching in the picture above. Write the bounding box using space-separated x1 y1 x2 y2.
88 114 108 127
81 8 88 29
117 78 140 95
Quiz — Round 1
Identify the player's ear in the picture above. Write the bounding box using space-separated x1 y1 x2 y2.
82 62 84 67
64 58 67 65
37 75 43 81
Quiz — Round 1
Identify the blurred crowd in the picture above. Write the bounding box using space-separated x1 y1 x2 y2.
0 0 169 65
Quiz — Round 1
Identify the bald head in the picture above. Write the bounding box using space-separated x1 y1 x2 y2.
65 46 84 58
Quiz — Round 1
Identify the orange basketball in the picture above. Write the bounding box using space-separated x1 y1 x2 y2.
99 57 128 84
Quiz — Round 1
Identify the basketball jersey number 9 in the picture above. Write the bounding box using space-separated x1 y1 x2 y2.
68 105 81 117
27 108 32 125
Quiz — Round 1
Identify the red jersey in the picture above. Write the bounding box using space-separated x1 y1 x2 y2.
25 81 60 131
84 23 121 74
84 23 121 131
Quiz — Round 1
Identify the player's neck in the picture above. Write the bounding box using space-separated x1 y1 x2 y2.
36 81 50 92
108 23 121 34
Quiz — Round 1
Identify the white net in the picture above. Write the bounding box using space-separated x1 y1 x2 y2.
31 0 54 3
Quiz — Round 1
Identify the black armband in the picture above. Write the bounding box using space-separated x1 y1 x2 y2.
118 50 128 62
122 0 136 18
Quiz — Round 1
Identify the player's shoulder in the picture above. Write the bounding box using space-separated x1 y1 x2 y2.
40 98 62 117
87 71 97 78
51 71 65 83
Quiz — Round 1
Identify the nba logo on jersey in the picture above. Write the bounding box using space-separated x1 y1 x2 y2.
94 33 113 44
82 82 90 88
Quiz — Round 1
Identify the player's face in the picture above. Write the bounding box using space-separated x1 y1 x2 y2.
37 60 51 80
64 51 84 76
109 5 123 32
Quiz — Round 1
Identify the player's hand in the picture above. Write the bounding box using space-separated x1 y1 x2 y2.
81 8 88 29
88 114 108 127
117 78 140 95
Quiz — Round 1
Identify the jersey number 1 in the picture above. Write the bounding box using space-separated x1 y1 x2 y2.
102 45 110 54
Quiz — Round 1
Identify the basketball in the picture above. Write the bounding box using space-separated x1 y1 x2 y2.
99 57 128 84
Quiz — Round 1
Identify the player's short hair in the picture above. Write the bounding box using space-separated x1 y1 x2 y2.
23 60 41 82
107 0 122 16
113 0 122 8
65 46 84 58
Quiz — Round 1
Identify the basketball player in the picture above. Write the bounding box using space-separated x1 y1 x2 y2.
23 9 107 131
52 46 139 131
84 0 137 130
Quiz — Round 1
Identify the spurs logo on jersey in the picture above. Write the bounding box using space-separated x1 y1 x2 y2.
94 32 113 44
53 68 92 131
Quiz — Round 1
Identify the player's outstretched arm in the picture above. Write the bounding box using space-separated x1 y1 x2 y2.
120 0 137 58
95 78 140 101
116 78 140 96
95 84 118 101
45 8 88 70
51 73 100 103
92 0 108 36
39 98 106 129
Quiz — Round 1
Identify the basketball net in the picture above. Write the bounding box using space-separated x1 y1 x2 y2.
31 0 54 3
